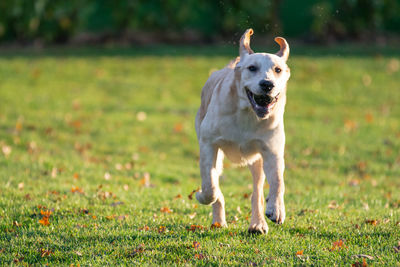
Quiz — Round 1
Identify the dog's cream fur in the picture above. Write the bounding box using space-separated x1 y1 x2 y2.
195 29 290 234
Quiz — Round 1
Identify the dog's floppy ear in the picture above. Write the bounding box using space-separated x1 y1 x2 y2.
275 37 289 62
239 29 254 59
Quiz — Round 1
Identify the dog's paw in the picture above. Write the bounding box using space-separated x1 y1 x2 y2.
265 197 285 224
248 221 269 234
195 190 218 205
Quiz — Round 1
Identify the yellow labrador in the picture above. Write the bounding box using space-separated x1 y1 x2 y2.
195 29 290 234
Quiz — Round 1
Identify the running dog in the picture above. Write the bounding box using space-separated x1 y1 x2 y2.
195 29 290 234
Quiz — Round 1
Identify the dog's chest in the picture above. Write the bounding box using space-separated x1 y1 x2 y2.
216 138 262 165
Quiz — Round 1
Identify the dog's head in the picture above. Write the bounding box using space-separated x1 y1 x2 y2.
235 29 290 119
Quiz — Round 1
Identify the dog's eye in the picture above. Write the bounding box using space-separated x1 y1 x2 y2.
275 67 282 73
248 65 257 72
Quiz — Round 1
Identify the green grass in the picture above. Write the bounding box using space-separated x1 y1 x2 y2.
0 45 400 266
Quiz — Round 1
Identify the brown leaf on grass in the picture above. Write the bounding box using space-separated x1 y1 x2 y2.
18 182 24 190
116 215 128 221
243 193 251 199
394 241 400 253
110 201 124 207
40 210 52 217
365 219 378 226
158 226 167 233
192 241 201 249
352 258 368 267
329 240 347 251
348 179 360 187
173 123 183 133
2 145 12 157
188 188 199 200
365 113 374 123
39 216 50 226
139 225 150 231
187 225 204 232
128 244 145 257
344 119 358 132
13 221 22 227
160 207 173 213
328 200 339 209
211 222 222 229
139 172 151 187
174 194 182 200
74 251 83 256
71 186 84 194
106 215 116 220
352 254 374 260
194 253 205 260
13 254 24 263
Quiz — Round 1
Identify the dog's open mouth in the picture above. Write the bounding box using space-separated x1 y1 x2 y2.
245 88 279 118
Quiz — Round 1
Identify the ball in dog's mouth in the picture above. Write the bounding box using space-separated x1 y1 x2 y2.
245 88 279 118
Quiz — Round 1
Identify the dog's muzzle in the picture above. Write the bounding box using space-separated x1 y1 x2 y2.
245 88 279 118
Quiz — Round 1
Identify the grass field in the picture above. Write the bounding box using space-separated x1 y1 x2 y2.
0 44 400 265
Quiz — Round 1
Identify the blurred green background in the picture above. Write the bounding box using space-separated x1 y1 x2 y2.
0 0 399 45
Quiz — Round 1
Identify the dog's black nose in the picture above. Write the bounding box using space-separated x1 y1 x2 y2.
259 80 274 92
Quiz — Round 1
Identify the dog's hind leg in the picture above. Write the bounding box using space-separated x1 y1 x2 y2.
196 143 226 226
248 158 269 234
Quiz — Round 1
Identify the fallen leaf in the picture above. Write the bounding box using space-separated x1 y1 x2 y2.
352 254 374 260
139 225 150 231
188 188 199 200
74 251 82 256
2 145 12 157
40 210 52 217
136 111 147 121
344 120 358 132
173 123 183 133
296 250 304 256
330 240 347 251
192 241 200 249
187 225 204 232
158 226 167 233
110 201 124 207
13 221 22 227
71 186 84 194
39 217 50 226
160 207 173 213
328 200 339 209
104 172 111 180
18 183 24 190
140 172 151 187
211 222 222 229
128 243 145 257
174 194 182 199
194 253 205 260
393 241 400 253
365 219 378 226
352 258 368 267
51 168 58 178
365 113 374 123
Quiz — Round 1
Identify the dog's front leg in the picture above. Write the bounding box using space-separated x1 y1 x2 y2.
196 142 226 226
248 158 268 234
263 151 286 224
